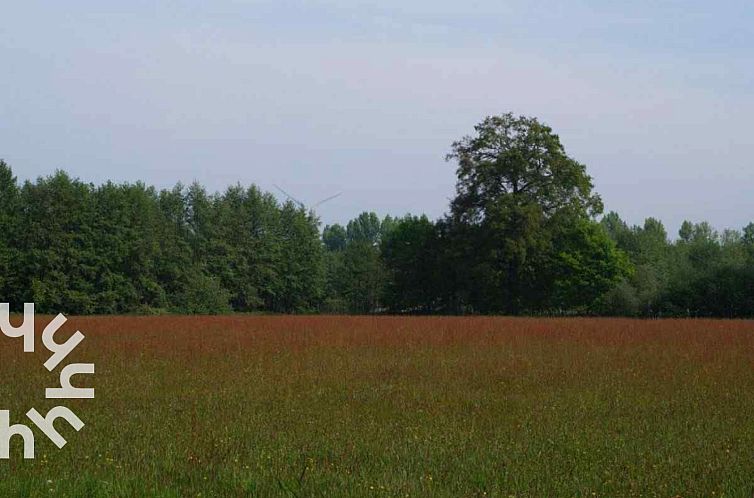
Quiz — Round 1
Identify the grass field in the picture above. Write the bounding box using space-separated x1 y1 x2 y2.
1 316 753 497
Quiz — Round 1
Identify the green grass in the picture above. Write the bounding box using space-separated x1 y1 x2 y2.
0 316 753 497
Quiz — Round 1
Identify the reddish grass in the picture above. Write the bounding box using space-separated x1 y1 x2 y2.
1 315 753 496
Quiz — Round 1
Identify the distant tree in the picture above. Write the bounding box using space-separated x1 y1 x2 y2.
636 218 668 263
15 171 99 314
185 181 214 264
601 212 636 254
341 239 384 313
743 223 754 247
153 185 196 311
323 224 347 252
205 185 283 311
346 212 382 245
678 220 694 243
661 221 727 316
90 181 166 313
679 221 719 266
323 212 389 313
322 249 348 313
379 215 398 240
273 202 325 313
445 113 614 313
598 215 675 316
0 161 20 306
381 215 439 312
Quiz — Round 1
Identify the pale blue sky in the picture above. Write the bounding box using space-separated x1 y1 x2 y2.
2 1 753 232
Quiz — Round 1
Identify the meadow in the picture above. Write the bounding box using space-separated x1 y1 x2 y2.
1 315 753 497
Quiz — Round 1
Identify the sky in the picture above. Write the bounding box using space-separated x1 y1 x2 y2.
1 0 753 233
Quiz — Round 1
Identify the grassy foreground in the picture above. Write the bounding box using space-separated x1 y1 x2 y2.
1 315 753 497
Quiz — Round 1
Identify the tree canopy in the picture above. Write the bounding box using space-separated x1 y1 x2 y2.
1 113 752 317
442 113 625 314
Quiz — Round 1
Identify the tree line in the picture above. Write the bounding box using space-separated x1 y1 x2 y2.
2 113 753 316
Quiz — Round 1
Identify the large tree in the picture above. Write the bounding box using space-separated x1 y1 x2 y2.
446 113 623 313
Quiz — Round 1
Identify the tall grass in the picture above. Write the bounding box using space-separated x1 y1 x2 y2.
0 316 753 496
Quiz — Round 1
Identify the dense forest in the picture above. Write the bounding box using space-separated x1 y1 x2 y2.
1 114 753 317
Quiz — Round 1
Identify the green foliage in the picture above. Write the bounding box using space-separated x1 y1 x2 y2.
2 104 754 318
274 202 325 313
442 113 609 314
322 224 347 252
0 160 19 303
0 163 324 314
380 215 439 312
598 214 754 317
322 212 394 314
346 212 383 245
341 240 385 313
171 271 232 314
15 171 99 313
548 219 632 312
